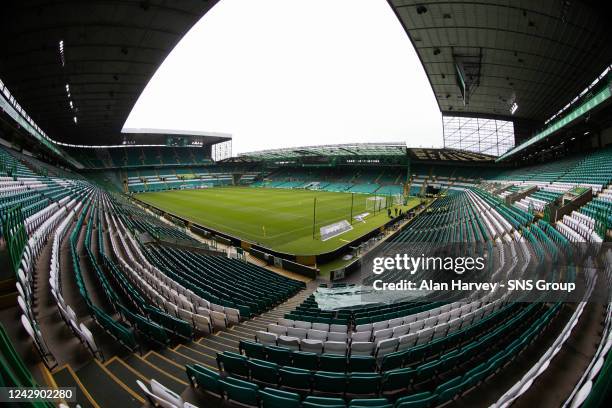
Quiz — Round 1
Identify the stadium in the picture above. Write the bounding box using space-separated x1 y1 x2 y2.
0 1 611 408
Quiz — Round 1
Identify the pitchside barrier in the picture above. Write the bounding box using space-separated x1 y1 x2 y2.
249 247 268 262
332 258 362 281
191 224 211 238
276 256 317 279
247 247 318 279
214 235 233 246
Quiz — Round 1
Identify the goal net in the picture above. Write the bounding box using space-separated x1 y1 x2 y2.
366 196 386 211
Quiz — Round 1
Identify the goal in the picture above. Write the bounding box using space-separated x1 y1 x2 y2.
366 196 386 211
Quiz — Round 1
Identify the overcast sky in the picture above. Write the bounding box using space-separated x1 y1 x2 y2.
123 0 443 155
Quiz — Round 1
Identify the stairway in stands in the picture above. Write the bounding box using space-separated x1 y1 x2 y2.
43 280 319 408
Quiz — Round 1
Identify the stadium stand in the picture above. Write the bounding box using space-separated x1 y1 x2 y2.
2 124 612 408
2 138 610 407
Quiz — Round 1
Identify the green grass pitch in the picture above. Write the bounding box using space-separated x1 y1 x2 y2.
136 187 420 255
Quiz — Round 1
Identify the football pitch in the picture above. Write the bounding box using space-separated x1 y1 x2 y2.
136 187 420 255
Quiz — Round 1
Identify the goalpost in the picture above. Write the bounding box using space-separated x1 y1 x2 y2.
366 196 386 212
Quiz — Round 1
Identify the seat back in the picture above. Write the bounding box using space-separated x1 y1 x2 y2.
308 329 328 341
287 327 308 339
268 324 288 336
219 377 259 406
372 321 389 331
312 322 330 332
330 324 348 333
355 323 372 332
248 359 279 385
376 338 399 358
266 346 293 366
279 367 312 390
278 336 300 351
300 339 323 354
240 340 266 359
294 320 312 330
373 328 393 343
150 379 184 407
348 355 376 372
278 318 294 327
350 341 375 356
327 331 348 342
259 388 301 408
351 331 372 342
193 314 211 334
313 371 347 394
218 352 248 377
256 331 278 346
388 318 404 328
324 341 347 355
136 380 178 408
186 364 222 395
319 354 347 372
347 373 381 395
303 396 346 408
293 351 318 370
382 367 415 393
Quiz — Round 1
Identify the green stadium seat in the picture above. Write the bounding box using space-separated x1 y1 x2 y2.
303 396 346 408
434 375 463 398
348 355 376 372
381 367 414 395
319 354 347 372
240 340 267 360
395 391 438 408
313 371 346 395
414 360 440 386
346 372 381 396
293 351 319 370
349 398 392 408
248 359 279 386
279 367 312 393
219 377 259 406
217 351 249 377
266 345 293 366
185 364 222 396
259 387 301 408
437 379 467 405
380 351 405 371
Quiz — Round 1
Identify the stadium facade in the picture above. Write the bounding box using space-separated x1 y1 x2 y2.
0 1 611 408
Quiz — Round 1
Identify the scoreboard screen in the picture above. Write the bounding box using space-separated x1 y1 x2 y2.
166 135 188 146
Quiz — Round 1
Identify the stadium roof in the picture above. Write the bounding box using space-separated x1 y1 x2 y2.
409 148 494 162
0 0 218 146
497 77 612 162
234 143 495 163
388 0 612 122
2 0 610 156
237 143 408 161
